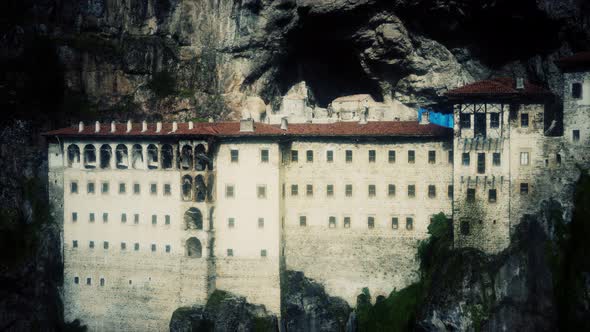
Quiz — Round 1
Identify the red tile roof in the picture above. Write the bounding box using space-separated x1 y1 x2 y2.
556 51 590 71
446 77 551 99
43 121 452 139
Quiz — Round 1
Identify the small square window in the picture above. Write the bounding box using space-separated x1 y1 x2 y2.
151 215 157 225
306 150 313 162
329 216 336 228
103 241 109 249
490 113 500 128
448 185 453 199
291 184 298 196
344 217 351 228
258 218 264 228
119 183 126 194
489 189 497 203
86 278 92 285
166 245 171 253
428 151 436 164
448 150 453 164
102 213 108 223
134 214 139 224
326 150 333 162
228 218 235 228
72 212 78 222
367 217 375 229
345 150 353 163
150 183 157 195
521 113 529 128
299 216 307 227
520 152 529 166
406 217 414 230
261 149 269 163
467 188 476 202
89 213 95 223
408 185 415 198
74 277 79 284
462 153 470 166
230 149 239 163
134 243 139 251
291 150 298 162
388 184 396 197
151 244 156 252
73 240 78 248
428 185 436 198
327 184 334 197
460 113 471 128
493 153 501 166
408 150 415 164
520 183 529 194
345 184 353 197
70 182 78 194
368 150 376 163
388 150 396 163
133 183 140 194
227 249 234 257
257 185 267 199
306 184 313 196
572 82 582 99
368 185 376 197
226 185 235 198
164 184 171 196
89 241 95 249
101 182 109 194
260 249 267 257
573 130 580 142
121 242 126 250
165 215 170 225
391 217 399 229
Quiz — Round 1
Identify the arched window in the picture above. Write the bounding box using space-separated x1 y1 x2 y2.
147 144 158 169
182 175 193 201
161 144 174 169
83 145 96 169
67 145 80 167
180 145 193 170
186 237 202 258
195 175 206 202
116 144 128 169
184 207 203 230
132 144 143 169
195 144 208 171
99 144 112 169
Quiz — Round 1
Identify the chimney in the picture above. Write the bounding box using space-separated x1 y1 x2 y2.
126 120 132 132
420 111 430 125
172 121 178 132
208 117 214 123
111 121 116 133
188 121 194 130
156 122 162 132
516 77 525 90
142 120 147 132
280 117 288 130
78 121 84 132
359 111 367 125
240 118 254 132
95 121 100 133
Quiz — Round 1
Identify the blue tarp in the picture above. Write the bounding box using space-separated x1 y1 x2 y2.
418 108 453 128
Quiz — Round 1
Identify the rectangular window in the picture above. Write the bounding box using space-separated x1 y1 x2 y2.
521 113 529 128
165 215 170 225
306 150 313 162
448 185 453 199
151 215 157 225
367 216 375 229
291 184 298 196
572 82 582 99
345 184 353 197
428 151 436 164
299 216 307 227
408 185 415 198
520 183 529 194
326 184 334 197
164 184 171 195
345 150 353 163
369 150 376 163
228 218 235 228
89 241 95 249
291 150 298 162
428 185 436 198
368 185 376 197
101 182 109 194
257 185 267 199
326 150 333 162
556 153 562 165
460 113 471 128
344 217 351 228
151 244 156 252
73 240 78 248
72 212 78 222
134 243 139 251
408 150 415 164
89 213 95 223
462 153 470 166
74 277 79 284
100 278 105 287
520 152 529 166
329 216 336 228
133 183 140 195
227 249 234 257
166 245 171 253
477 153 485 174
489 189 497 203
226 185 235 198
388 184 396 197
103 241 109 249
119 183 126 194
150 183 157 195
391 217 399 229
388 150 396 163
493 153 501 166
230 149 239 163
261 149 269 163
86 278 91 285
258 218 264 228
306 184 313 197
406 217 414 230
121 242 126 250
467 188 476 202
70 181 78 194
260 249 267 257
490 113 500 128
573 130 580 142
448 150 453 164
134 214 139 224
102 213 108 223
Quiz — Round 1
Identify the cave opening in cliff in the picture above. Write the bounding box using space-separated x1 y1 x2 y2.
278 11 382 108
